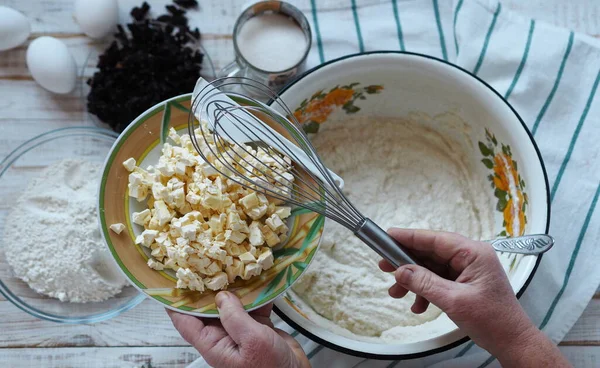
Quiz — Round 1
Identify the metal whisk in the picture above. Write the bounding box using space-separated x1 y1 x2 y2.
188 77 419 268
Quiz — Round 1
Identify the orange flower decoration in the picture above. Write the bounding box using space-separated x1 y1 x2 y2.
503 191 526 237
493 153 518 192
323 88 354 107
293 110 306 124
285 297 310 320
303 99 334 124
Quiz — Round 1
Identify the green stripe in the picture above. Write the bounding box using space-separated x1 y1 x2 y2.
453 0 464 53
551 69 600 201
478 183 600 368
351 358 368 368
473 3 502 75
307 344 325 359
386 360 401 368
478 355 496 368
432 0 448 60
310 0 325 63
541 183 600 329
531 32 574 136
505 20 536 99
455 341 476 358
391 0 405 51
350 0 365 52
291 330 300 338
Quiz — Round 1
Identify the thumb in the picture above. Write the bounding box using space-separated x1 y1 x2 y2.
216 291 267 346
394 265 459 310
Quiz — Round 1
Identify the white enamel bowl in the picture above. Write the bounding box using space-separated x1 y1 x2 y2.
271 52 550 359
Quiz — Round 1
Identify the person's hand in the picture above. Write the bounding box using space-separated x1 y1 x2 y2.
380 228 571 367
167 291 310 368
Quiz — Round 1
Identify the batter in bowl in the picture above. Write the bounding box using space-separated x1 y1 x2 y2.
291 113 495 342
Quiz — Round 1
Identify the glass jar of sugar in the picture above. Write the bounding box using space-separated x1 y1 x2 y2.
220 1 312 93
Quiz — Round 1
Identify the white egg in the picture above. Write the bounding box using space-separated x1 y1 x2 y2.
26 37 77 94
74 0 119 39
0 6 31 51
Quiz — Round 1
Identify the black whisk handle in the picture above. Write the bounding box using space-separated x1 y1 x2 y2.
355 219 421 268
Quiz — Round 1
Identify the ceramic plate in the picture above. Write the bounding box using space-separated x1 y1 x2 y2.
98 94 325 316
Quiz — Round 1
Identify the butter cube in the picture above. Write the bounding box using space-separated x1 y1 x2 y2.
248 221 264 246
274 206 292 219
175 161 187 176
135 229 159 247
201 164 219 178
225 259 244 283
151 245 166 258
152 183 168 201
257 248 274 270
240 192 260 210
204 272 228 291
265 214 285 232
168 187 185 209
262 225 280 247
239 251 256 264
147 258 164 270
122 157 137 172
176 268 204 291
154 200 173 227
186 192 201 205
109 223 126 234
188 255 211 272
202 192 223 210
176 237 189 247
247 204 268 220
168 127 181 144
257 193 269 205
204 261 222 276
242 263 262 280
128 183 148 201
225 229 247 244
206 246 227 262
132 209 152 226
208 215 223 235
128 172 144 186
227 211 243 230
225 242 242 256
156 160 175 177
181 224 197 241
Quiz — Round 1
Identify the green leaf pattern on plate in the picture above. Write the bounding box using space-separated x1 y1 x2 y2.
160 102 172 144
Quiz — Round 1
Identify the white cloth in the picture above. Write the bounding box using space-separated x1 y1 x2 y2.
189 0 600 367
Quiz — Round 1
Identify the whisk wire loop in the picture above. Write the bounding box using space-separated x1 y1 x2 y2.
187 77 420 267
188 77 364 229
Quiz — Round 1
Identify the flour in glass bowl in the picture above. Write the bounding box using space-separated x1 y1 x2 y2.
290 114 495 343
3 159 128 303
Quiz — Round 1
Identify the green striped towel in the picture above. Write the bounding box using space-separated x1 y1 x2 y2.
189 0 600 367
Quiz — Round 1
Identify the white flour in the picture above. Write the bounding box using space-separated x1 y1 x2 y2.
291 114 495 342
3 159 128 303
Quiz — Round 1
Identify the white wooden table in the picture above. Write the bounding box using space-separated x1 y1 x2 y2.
1 0 599 366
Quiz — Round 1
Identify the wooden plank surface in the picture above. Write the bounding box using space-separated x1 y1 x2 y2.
0 347 200 368
1 0 600 367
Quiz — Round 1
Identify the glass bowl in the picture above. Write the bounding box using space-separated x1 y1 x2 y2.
0 127 146 323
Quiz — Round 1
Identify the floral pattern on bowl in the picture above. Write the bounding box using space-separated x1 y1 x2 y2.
479 128 528 237
291 83 384 133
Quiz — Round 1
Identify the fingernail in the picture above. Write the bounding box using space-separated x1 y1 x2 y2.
215 291 229 308
397 267 414 284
